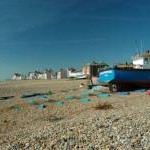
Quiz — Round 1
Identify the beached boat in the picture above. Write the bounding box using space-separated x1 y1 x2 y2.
99 68 150 92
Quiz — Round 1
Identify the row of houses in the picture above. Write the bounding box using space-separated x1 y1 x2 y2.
12 69 55 80
13 49 150 81
12 62 109 80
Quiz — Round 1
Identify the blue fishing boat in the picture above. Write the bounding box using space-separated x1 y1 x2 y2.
99 68 150 92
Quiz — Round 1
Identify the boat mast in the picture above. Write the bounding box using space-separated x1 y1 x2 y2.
140 40 143 54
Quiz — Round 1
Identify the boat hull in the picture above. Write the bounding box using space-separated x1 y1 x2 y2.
99 68 150 92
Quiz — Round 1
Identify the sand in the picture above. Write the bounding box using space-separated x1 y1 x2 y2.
0 79 150 149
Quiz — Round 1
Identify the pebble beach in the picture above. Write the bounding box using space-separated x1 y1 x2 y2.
0 79 150 150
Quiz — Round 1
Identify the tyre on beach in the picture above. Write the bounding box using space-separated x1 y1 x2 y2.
109 83 118 92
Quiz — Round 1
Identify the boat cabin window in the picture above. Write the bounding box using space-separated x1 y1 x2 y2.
144 58 148 62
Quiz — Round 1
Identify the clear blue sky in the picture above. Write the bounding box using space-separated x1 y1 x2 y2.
1 0 150 80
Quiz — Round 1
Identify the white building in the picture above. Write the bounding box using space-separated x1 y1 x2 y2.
37 72 48 80
57 69 67 79
27 70 54 80
12 73 23 80
37 73 44 80
27 72 36 80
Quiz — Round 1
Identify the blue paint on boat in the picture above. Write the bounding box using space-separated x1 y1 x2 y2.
99 70 115 82
99 68 150 83
99 68 150 91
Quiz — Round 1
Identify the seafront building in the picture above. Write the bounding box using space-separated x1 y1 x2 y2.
12 69 55 80
82 61 109 77
57 69 68 79
12 73 25 80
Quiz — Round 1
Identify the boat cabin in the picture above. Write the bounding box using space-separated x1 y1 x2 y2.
132 50 150 69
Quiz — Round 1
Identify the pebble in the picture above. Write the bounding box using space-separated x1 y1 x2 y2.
1 98 150 150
